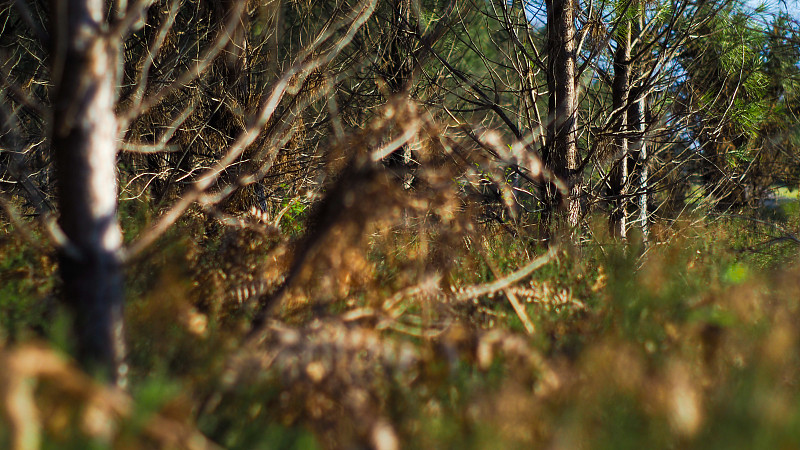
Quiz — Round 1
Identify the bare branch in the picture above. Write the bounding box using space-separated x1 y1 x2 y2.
119 0 179 126
121 0 246 121
454 246 557 303
123 0 379 261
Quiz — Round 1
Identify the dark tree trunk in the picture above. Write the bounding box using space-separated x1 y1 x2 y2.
609 21 631 239
544 0 579 237
51 0 126 385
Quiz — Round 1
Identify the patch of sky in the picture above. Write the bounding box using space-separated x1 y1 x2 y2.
506 0 547 27
507 0 799 23
749 0 799 18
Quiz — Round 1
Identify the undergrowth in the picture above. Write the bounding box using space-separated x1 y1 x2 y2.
2 198 800 449
1 103 799 448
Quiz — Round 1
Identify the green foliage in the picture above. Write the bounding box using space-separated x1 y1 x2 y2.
0 225 56 343
278 196 310 237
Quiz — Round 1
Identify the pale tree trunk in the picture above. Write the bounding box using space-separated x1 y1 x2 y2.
630 14 649 247
51 0 126 385
629 89 649 246
609 20 631 239
544 0 579 238
631 93 648 246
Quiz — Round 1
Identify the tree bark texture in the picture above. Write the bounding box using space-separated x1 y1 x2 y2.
51 0 126 385
544 0 580 236
630 14 648 247
609 20 631 239
630 89 648 246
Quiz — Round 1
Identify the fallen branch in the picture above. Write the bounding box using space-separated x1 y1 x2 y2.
454 246 557 303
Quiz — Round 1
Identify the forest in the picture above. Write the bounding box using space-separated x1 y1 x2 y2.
1 0 800 448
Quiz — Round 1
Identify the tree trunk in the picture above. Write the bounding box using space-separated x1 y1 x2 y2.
544 0 579 237
609 20 631 239
630 13 648 247
630 90 648 246
51 0 126 385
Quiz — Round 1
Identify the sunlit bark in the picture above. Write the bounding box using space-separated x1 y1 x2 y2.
609 20 631 239
544 0 579 237
51 0 126 385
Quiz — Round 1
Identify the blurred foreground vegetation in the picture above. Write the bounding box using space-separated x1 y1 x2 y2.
2 195 800 449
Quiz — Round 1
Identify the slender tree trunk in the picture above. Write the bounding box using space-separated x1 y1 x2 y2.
544 0 579 237
609 20 631 239
630 13 649 247
51 0 126 385
631 91 648 245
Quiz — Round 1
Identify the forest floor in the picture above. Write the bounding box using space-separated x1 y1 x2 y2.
2 198 800 449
